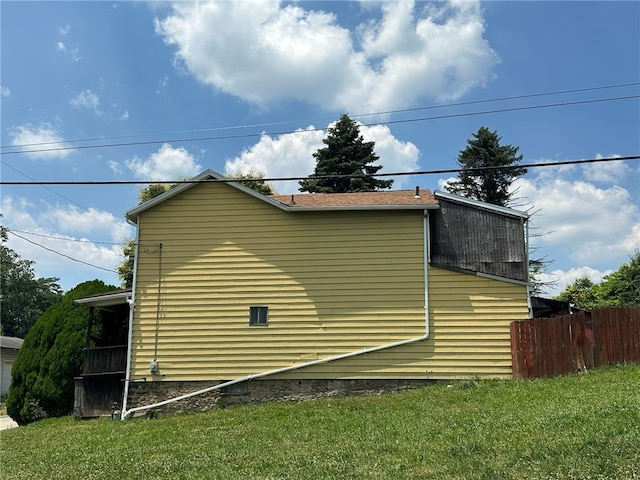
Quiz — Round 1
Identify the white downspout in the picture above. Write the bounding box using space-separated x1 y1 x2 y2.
121 211 432 420
423 210 430 337
121 216 140 417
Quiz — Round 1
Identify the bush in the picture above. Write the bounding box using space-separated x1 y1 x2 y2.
6 280 116 425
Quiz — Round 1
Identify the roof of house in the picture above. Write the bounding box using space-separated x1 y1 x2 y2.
125 169 527 222
0 336 24 350
270 188 438 208
75 288 132 307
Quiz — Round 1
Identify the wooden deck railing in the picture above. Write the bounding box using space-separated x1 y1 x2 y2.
82 345 127 375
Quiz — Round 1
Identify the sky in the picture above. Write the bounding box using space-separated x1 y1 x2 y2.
1 1 639 297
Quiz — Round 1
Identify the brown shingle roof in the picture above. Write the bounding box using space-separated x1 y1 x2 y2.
270 189 438 208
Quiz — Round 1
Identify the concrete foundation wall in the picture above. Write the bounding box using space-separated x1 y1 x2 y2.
126 378 437 416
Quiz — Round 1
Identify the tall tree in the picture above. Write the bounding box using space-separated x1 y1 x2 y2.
554 252 640 309
554 275 600 310
299 114 393 193
0 217 63 337
445 126 526 207
226 169 277 196
597 251 640 306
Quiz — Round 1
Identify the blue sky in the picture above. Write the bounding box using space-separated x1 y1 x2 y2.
1 1 639 296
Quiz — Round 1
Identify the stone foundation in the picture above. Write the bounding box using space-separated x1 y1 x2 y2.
126 378 436 417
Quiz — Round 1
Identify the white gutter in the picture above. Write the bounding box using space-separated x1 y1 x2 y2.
121 216 141 417
121 211 432 420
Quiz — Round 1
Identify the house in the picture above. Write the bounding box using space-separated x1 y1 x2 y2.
1 336 24 396
76 169 531 418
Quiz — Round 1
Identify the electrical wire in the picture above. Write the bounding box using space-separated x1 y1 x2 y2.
7 230 118 273
2 95 638 156
2 81 637 150
1 161 134 231
6 228 130 246
1 155 637 185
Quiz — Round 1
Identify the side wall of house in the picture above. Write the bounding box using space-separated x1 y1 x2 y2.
130 182 427 381
273 266 529 380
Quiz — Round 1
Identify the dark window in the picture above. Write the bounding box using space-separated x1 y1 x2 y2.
249 306 269 326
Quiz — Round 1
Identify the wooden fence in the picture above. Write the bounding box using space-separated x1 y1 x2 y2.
511 307 640 379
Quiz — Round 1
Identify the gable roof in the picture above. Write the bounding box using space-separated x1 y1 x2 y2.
125 169 439 223
124 169 528 222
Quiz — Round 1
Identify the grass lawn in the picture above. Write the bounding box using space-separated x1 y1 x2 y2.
2 365 639 480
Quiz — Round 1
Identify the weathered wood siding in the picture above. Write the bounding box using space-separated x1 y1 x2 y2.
274 266 529 380
429 198 528 282
130 182 427 380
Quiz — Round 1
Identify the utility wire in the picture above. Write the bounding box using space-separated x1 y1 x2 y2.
7 230 118 273
1 161 134 231
3 81 637 150
6 228 130 246
2 95 638 156
1 155 637 185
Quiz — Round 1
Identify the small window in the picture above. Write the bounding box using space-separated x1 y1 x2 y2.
249 306 269 326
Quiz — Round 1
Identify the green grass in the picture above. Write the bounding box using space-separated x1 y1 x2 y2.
2 365 639 480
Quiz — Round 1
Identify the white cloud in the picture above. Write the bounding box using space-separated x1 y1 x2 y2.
536 266 613 298
514 172 640 272
1 86 10 97
155 0 498 112
224 121 420 194
156 76 169 95
1 196 133 291
225 127 325 194
582 154 629 184
120 109 129 121
70 89 101 114
9 123 75 160
125 143 202 180
59 24 70 35
56 40 81 61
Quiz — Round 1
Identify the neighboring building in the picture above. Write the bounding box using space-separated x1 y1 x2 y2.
1 336 24 396
75 169 531 418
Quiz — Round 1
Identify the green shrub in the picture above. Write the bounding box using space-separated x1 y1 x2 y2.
6 280 116 425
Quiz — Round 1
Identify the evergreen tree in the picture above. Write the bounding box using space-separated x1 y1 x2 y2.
299 114 393 193
445 126 526 207
6 280 116 425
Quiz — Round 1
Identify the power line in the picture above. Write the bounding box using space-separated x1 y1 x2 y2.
1 161 133 231
2 95 638 157
6 228 130 246
1 155 637 185
7 230 118 273
2 82 637 150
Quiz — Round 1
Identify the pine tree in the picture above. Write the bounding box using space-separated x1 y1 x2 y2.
299 114 393 193
446 126 526 207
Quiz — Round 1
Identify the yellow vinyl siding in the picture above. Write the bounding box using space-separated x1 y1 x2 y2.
130 182 426 380
272 266 528 380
